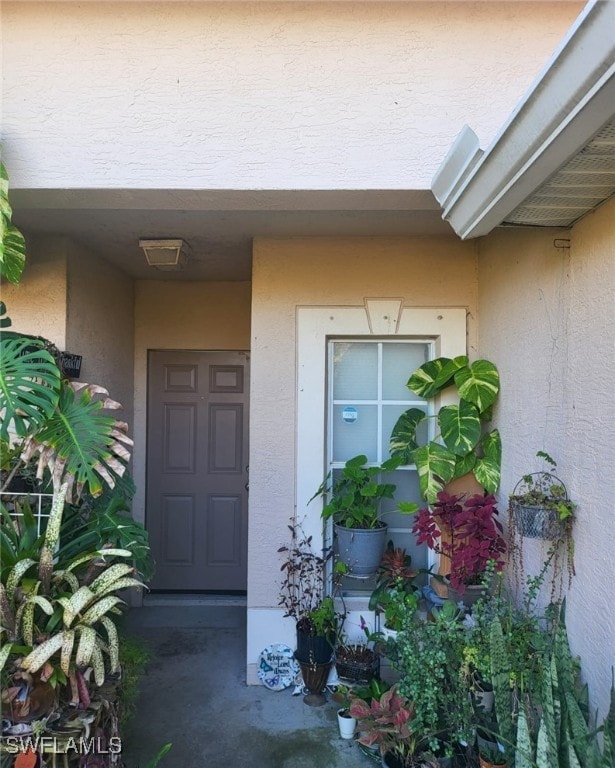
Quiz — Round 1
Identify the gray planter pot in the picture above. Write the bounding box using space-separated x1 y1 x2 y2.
334 523 387 577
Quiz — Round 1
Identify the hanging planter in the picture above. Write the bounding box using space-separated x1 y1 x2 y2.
509 461 575 541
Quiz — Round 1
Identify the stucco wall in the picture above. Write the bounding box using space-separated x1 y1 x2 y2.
131 280 252 534
65 241 135 428
477 199 615 721
2 1 580 190
247 235 478 679
0 235 68 347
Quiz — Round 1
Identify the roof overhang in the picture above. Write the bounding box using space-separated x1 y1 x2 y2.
431 0 615 239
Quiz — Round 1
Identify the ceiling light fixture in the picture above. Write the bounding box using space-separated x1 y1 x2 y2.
139 239 186 270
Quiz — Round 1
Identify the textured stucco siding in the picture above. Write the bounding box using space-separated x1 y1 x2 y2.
65 241 135 430
477 198 615 721
0 235 68 347
247 235 478 679
131 280 252 533
2 1 580 190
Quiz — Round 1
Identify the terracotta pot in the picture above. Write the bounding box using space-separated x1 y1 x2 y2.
479 757 507 768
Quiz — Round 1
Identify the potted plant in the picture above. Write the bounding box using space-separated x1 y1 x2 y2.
509 451 575 541
389 356 501 503
278 522 338 664
349 686 439 768
334 617 380 683
477 741 507 768
312 454 414 577
369 543 420 639
332 680 392 743
391 601 475 749
411 491 506 602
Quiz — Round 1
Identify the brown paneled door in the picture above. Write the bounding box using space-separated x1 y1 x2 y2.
146 350 249 592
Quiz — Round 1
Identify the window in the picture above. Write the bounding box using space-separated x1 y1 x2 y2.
327 339 434 592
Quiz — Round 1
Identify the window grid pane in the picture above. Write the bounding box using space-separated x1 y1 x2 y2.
328 339 433 595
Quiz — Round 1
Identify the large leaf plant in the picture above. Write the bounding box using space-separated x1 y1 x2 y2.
0 159 145 707
390 356 501 502
0 485 144 697
0 159 26 284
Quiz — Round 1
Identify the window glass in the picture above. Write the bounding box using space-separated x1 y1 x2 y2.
332 343 378 400
382 343 429 401
332 405 378 463
328 339 433 595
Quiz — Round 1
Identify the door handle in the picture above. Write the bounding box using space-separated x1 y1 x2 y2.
245 464 249 493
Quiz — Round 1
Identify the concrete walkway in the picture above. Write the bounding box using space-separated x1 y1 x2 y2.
121 603 372 768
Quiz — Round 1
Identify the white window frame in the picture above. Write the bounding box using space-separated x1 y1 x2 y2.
296 304 467 554
326 338 435 580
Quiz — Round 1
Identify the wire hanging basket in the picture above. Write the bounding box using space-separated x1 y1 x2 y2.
509 472 571 540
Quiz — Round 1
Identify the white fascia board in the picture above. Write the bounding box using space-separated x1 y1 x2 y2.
432 0 615 240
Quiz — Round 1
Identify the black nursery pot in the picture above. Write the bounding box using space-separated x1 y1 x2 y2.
295 628 334 664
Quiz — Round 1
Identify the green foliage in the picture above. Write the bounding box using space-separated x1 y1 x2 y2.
0 161 26 284
142 744 173 768
393 600 474 747
390 356 501 501
1 484 144 687
117 632 151 728
60 477 154 581
0 336 60 441
306 596 337 636
313 454 409 529
21 380 133 502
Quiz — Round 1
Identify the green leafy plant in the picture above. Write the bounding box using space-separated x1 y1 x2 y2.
392 600 474 748
0 485 144 691
510 451 576 525
508 452 576 597
0 334 61 442
390 356 501 502
142 743 173 768
488 601 615 768
117 633 151 728
313 454 412 529
60 477 154 581
0 161 26 284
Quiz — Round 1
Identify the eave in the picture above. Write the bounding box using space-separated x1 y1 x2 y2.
431 0 615 240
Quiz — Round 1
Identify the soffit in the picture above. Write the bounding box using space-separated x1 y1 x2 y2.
431 0 615 239
11 189 452 282
502 119 615 227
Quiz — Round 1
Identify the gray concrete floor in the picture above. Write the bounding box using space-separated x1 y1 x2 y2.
121 604 373 768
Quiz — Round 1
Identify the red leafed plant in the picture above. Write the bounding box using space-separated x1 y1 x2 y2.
413 492 506 592
349 685 420 764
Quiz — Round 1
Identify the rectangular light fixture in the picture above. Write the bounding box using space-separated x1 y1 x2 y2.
139 239 185 270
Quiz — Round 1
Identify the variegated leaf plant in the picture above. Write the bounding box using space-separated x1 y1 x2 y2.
0 484 144 687
390 356 501 502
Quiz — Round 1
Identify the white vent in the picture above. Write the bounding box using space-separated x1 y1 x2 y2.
504 119 615 228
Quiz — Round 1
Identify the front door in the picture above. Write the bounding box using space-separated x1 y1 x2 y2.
146 350 249 591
